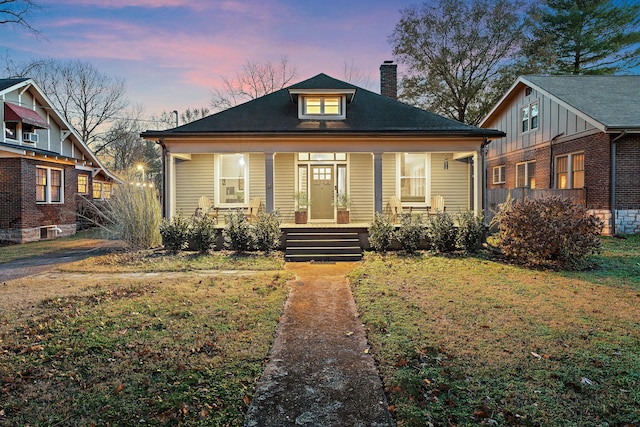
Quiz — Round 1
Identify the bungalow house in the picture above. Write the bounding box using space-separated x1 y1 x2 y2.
1 78 119 243
141 62 504 260
480 75 640 235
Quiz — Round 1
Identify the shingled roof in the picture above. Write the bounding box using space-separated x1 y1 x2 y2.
142 74 504 138
0 78 29 92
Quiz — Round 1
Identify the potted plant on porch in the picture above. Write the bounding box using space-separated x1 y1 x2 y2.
292 191 309 224
335 192 351 224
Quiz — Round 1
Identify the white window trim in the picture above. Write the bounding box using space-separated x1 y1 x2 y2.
515 160 536 188
555 151 584 189
492 165 505 184
36 166 64 204
299 95 346 120
521 101 539 134
396 153 431 206
214 153 249 207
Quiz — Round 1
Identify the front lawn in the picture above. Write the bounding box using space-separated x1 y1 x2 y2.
0 254 291 426
349 236 640 427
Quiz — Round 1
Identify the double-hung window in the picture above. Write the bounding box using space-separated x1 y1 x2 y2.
78 174 89 194
521 102 539 133
556 152 584 189
36 167 63 203
492 165 505 184
300 96 345 119
398 153 430 203
515 161 536 188
218 154 248 205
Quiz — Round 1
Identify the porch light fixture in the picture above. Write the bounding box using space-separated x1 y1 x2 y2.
443 157 449 170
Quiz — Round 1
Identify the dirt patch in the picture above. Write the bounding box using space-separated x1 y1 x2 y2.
244 262 395 426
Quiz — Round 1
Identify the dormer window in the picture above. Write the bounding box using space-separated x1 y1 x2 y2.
301 95 345 119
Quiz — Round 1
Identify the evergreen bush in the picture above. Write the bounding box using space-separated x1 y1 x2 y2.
159 214 191 254
368 213 394 252
394 213 425 254
455 210 485 253
254 211 282 253
223 210 255 253
190 214 218 254
426 211 457 253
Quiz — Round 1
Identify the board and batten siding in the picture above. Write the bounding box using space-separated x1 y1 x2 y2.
274 153 295 222
431 153 470 212
486 85 597 160
349 153 374 222
174 154 215 216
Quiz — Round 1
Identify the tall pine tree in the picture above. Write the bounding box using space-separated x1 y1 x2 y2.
524 0 640 75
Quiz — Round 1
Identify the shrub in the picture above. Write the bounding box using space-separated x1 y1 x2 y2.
190 214 218 254
491 196 603 269
394 213 425 255
426 211 457 253
160 214 191 254
368 213 394 252
223 210 254 253
455 210 485 253
254 211 282 253
83 178 162 250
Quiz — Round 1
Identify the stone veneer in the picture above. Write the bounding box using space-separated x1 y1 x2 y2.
616 210 640 235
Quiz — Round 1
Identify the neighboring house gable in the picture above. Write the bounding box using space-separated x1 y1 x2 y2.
1 78 119 243
481 75 640 235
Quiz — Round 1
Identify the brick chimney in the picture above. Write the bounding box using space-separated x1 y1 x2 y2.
380 60 397 100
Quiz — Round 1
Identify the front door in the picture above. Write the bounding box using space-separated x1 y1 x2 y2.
310 165 334 221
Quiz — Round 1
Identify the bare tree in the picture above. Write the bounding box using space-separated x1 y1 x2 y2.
5 58 128 147
210 57 297 111
0 0 41 35
390 0 527 125
341 59 374 90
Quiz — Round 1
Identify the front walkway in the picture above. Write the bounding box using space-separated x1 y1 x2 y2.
244 262 395 427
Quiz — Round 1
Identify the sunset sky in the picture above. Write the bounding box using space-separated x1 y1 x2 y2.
1 0 417 119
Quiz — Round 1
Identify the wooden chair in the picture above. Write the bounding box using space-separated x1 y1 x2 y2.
196 196 219 223
245 197 261 222
428 195 446 215
389 196 404 223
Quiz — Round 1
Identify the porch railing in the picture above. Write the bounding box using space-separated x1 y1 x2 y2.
485 188 587 225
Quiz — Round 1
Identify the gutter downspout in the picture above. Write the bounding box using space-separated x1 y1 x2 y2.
610 130 627 235
480 137 489 225
155 138 168 218
549 132 564 187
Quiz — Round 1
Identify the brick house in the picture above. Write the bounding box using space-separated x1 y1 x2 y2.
481 75 640 235
1 78 119 243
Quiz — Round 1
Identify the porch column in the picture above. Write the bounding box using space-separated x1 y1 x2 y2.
265 152 274 212
167 153 176 218
473 151 481 216
374 152 383 213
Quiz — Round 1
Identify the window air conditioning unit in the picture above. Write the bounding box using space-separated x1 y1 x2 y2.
23 132 38 143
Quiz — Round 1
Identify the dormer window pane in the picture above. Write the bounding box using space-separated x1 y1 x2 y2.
324 97 340 114
305 98 322 114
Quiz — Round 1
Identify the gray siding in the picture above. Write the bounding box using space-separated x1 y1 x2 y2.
430 153 470 212
274 153 295 222
249 153 266 204
349 153 374 221
174 154 215 216
382 153 396 215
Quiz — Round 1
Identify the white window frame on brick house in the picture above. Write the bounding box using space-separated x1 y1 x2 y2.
521 102 539 133
555 152 584 189
36 166 64 204
515 160 536 188
77 174 89 194
492 165 505 184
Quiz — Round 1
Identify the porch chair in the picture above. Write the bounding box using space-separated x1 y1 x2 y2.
196 196 219 223
388 196 404 223
428 195 446 215
245 197 261 222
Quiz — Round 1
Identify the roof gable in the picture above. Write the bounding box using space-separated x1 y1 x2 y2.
482 75 640 131
145 73 503 138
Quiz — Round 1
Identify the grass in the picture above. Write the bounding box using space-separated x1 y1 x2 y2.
0 228 105 264
349 236 640 427
0 254 291 426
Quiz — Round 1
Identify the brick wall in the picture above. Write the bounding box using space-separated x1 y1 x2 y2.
0 158 24 230
486 145 551 190
554 132 611 210
615 134 640 209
